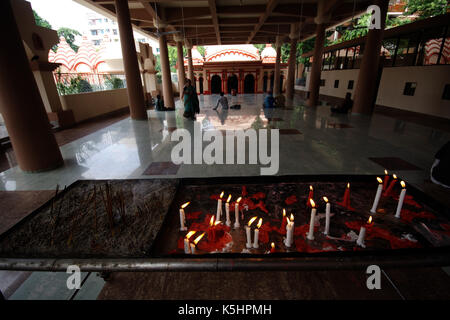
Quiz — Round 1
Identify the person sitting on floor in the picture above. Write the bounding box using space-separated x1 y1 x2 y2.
213 92 229 110
431 141 450 188
263 91 275 108
274 94 285 108
229 92 241 109
331 92 353 114
155 94 166 111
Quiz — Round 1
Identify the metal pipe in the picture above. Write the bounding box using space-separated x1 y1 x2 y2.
1 251 450 272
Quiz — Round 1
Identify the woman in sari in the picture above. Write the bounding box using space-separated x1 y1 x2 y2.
183 79 199 120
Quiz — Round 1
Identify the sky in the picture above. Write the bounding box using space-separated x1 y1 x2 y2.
28 0 94 32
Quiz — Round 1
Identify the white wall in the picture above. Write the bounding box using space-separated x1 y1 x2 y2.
296 65 450 119
376 65 450 119
60 88 128 122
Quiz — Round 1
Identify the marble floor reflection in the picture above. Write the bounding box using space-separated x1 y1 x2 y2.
0 94 449 195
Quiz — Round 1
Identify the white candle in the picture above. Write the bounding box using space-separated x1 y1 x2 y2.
234 197 242 228
184 238 191 254
323 196 331 235
179 202 189 231
356 227 366 247
245 226 252 248
246 216 257 249
395 181 406 218
190 243 196 254
284 214 294 247
225 194 232 226
190 232 205 255
216 191 224 221
307 199 316 240
253 218 263 248
370 177 383 213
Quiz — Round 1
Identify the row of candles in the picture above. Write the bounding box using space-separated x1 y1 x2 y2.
180 170 408 252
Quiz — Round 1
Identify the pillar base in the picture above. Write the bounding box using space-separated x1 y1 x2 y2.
47 110 75 129
21 159 64 173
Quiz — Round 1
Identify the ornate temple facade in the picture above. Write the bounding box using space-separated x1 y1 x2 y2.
182 44 288 95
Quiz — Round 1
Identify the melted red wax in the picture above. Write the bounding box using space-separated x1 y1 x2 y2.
178 214 233 252
294 237 323 253
393 194 422 208
285 195 298 205
257 222 272 244
345 220 422 249
250 192 266 200
210 194 221 201
240 197 269 214
336 187 356 211
400 209 435 223
186 211 202 220
242 186 248 197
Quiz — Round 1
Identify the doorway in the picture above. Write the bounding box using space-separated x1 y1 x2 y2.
211 75 221 94
199 77 204 94
227 74 238 94
244 74 255 93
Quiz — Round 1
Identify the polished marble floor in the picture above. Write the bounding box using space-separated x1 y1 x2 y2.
0 93 448 194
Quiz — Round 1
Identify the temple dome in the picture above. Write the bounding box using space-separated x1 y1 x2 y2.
261 44 276 63
204 45 260 62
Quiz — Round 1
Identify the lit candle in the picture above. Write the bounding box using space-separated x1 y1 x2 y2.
284 214 294 247
383 170 390 190
184 231 196 254
179 202 189 231
225 194 232 226
190 232 205 254
370 177 383 213
234 197 242 228
384 174 397 196
216 191 224 221
253 218 263 248
357 216 372 247
395 181 407 218
307 199 316 240
323 196 331 235
307 185 314 207
246 216 257 249
270 242 276 253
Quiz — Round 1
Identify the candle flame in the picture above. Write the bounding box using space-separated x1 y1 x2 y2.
236 197 242 203
310 198 315 208
226 194 232 203
185 231 196 240
248 216 257 227
209 216 215 226
271 242 275 248
377 177 383 184
323 196 328 203
290 213 294 221
400 181 406 188
282 208 286 217
181 202 190 209
214 221 221 226
384 169 388 175
219 191 224 199
193 232 205 245
393 174 397 179
347 183 350 188
256 218 263 229
309 185 313 191
368 216 373 224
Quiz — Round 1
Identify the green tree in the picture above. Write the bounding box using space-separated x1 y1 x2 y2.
404 0 448 18
33 10 52 29
57 27 82 52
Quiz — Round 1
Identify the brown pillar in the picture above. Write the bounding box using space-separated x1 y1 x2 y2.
352 0 389 114
186 47 195 84
175 39 186 96
115 0 147 120
307 23 326 107
0 0 63 172
286 37 298 100
159 33 175 109
273 36 282 96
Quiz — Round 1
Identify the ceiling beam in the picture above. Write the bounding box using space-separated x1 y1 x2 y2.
208 0 221 45
247 0 279 44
